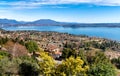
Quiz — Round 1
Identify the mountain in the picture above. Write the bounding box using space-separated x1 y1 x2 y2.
32 19 59 24
26 19 67 26
0 19 67 26
0 18 120 27
0 19 23 25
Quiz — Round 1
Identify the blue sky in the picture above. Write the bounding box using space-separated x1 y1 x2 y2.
0 0 120 23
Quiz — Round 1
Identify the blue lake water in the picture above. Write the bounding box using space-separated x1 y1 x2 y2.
2 26 120 41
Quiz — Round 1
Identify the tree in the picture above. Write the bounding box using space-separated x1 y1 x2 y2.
38 52 55 76
19 62 39 76
88 62 116 76
78 50 88 65
0 37 9 45
111 57 120 69
25 41 38 53
19 40 25 46
0 57 21 76
0 51 9 60
0 55 39 76
56 56 89 76
87 51 116 76
61 48 76 59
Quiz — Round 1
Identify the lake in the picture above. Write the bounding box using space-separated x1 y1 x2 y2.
2 26 120 41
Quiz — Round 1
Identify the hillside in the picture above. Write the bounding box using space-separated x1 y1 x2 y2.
0 30 120 76
0 30 120 58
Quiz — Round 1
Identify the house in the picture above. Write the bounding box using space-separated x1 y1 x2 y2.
45 43 62 59
53 50 62 59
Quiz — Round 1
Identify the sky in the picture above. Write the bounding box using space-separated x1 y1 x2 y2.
0 0 120 23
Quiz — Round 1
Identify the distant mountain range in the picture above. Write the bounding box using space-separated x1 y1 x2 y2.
0 19 22 24
0 18 120 28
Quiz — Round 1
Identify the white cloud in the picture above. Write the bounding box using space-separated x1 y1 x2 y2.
0 9 8 12
30 0 120 6
0 0 120 9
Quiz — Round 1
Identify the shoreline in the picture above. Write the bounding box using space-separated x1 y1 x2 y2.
0 28 119 42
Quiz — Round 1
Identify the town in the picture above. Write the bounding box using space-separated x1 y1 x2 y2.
0 29 120 76
0 29 120 59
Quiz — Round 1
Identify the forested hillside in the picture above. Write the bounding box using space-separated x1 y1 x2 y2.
0 30 120 76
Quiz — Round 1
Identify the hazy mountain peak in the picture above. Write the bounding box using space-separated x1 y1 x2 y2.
29 19 61 25
33 19 58 23
0 18 21 24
